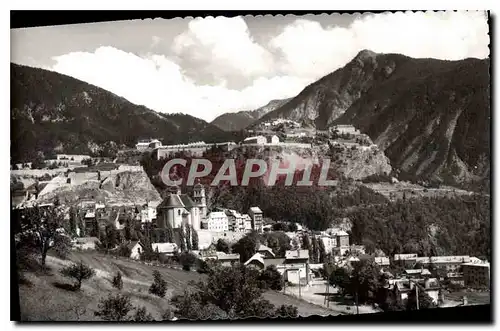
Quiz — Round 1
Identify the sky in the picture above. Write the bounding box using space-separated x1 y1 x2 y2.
11 11 489 122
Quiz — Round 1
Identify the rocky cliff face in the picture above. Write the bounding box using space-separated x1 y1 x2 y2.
36 170 162 206
211 98 290 131
251 50 490 186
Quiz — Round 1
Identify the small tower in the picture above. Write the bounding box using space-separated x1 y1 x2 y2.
193 182 207 218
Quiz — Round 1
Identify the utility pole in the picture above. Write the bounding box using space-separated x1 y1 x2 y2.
416 282 420 310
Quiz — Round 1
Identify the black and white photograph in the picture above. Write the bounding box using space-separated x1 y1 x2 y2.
10 10 491 323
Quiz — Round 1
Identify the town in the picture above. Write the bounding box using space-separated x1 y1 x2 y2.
12 124 490 320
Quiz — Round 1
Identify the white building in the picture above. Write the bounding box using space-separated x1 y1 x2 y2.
156 185 206 231
269 135 280 144
136 139 162 151
205 211 229 232
243 135 267 145
152 242 179 256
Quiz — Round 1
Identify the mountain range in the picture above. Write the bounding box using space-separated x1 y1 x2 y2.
211 99 290 131
239 50 489 186
11 63 240 163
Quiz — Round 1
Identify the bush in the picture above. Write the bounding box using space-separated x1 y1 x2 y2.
60 262 95 290
149 270 167 298
130 306 155 321
94 294 133 321
112 271 123 290
179 252 197 271
259 265 283 291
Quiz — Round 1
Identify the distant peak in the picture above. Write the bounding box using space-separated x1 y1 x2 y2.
354 49 378 60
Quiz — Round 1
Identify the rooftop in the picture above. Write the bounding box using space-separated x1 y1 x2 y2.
249 206 263 213
285 249 309 260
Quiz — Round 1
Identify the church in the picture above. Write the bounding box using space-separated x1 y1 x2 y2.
156 183 207 231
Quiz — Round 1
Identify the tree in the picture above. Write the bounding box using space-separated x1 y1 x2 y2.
215 238 230 253
232 234 258 263
94 294 133 321
179 252 197 271
318 238 327 263
291 236 301 250
31 153 45 169
60 262 95 291
112 271 123 290
406 284 437 310
191 226 199 250
14 205 70 267
171 264 294 320
130 306 155 321
328 266 352 295
288 223 298 232
302 234 311 251
185 225 192 251
259 265 283 291
311 236 319 264
149 270 167 298
349 259 383 304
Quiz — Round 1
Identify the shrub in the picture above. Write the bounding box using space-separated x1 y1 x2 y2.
94 294 133 321
179 252 197 271
112 271 123 290
60 262 95 291
149 270 167 298
130 306 155 321
258 265 283 291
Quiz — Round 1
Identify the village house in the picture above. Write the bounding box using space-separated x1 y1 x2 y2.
152 242 179 256
374 256 391 267
243 135 267 145
72 237 100 251
257 244 276 258
204 211 229 232
332 230 350 256
331 124 360 135
462 261 490 289
223 209 250 232
404 268 432 278
391 277 442 304
215 252 241 266
248 207 264 232
129 241 144 260
414 255 471 277
284 250 310 285
136 138 162 151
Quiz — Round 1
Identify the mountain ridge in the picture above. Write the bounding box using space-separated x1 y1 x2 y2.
11 63 240 163
211 98 291 131
250 50 490 186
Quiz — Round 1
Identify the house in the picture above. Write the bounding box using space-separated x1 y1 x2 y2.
317 235 336 255
332 230 350 256
152 243 179 256
267 135 280 144
72 237 100 250
331 125 360 135
248 207 263 232
224 209 245 232
349 245 366 256
394 253 418 261
243 135 267 145
205 211 229 232
257 244 276 258
129 241 144 260
462 261 490 289
244 253 265 269
243 214 252 231
136 139 162 151
414 256 471 276
156 185 205 230
404 268 432 278
215 252 240 266
392 278 441 304
284 250 310 285
374 257 390 267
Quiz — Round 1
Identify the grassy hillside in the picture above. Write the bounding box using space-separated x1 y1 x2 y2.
17 251 336 321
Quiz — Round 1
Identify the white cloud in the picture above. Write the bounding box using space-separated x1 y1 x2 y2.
172 16 274 85
51 46 305 121
49 12 489 123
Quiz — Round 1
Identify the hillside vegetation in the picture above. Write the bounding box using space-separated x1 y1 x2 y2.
11 63 240 163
